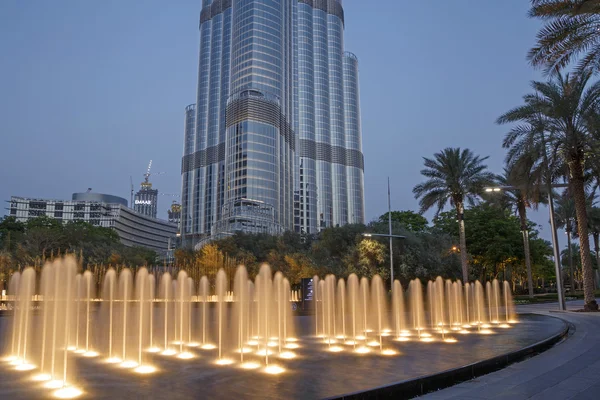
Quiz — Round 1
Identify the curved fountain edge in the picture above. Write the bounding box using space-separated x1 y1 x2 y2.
326 313 571 400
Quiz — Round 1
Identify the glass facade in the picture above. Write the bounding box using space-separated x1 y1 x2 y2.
181 0 364 247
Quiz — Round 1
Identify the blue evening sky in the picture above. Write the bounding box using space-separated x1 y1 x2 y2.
1 1 560 242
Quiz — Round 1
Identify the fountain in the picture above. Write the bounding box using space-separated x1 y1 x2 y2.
215 269 230 364
101 268 118 362
347 274 359 347
1 255 522 399
13 268 35 369
118 269 134 367
313 275 320 337
392 280 406 340
504 281 517 323
409 279 425 339
159 273 175 355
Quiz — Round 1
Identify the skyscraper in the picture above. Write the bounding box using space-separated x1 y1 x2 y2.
181 0 364 248
134 182 158 219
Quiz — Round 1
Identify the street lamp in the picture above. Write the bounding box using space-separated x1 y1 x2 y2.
362 233 406 239
484 183 569 310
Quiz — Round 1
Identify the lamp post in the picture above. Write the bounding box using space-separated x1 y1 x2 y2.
362 233 406 292
484 183 568 310
388 178 393 287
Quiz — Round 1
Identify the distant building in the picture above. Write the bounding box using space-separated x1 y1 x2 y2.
8 194 126 228
6 193 177 259
134 182 158 219
167 201 181 226
112 205 177 256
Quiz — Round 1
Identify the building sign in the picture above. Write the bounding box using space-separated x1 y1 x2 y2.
135 200 153 205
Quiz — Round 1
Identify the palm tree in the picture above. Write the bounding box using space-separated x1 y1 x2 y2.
528 0 600 74
555 191 578 291
561 243 582 288
588 206 600 279
413 148 495 282
497 71 600 310
494 162 545 298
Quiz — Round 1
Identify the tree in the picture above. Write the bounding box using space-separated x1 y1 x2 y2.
528 0 600 74
491 163 545 297
561 243 582 289
588 206 600 277
346 239 387 280
378 211 429 233
284 253 317 285
554 192 578 291
0 216 25 252
497 71 600 310
413 148 495 282
432 204 554 291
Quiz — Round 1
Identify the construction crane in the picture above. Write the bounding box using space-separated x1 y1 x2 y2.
143 160 165 184
160 193 181 197
140 160 165 190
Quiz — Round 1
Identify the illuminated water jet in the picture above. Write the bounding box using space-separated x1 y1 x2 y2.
133 365 157 374
15 362 36 371
146 347 161 353
264 365 285 374
119 361 138 369
45 380 66 389
31 373 52 381
241 362 261 370
256 349 274 356
53 386 82 399
279 351 296 359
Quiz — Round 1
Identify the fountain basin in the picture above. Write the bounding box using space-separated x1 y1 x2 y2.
0 313 566 400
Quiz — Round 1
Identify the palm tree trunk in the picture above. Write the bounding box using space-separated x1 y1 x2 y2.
594 232 600 290
570 159 598 310
567 230 575 292
457 203 469 283
517 201 534 298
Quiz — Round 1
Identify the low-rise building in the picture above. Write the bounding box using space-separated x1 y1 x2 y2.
6 193 177 258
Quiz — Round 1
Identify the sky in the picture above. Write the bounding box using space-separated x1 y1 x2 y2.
0 1 561 243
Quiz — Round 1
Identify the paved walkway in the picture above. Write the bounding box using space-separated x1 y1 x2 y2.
421 300 600 400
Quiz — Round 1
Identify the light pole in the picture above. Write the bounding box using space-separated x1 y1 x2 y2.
388 178 393 287
362 233 406 292
484 183 568 310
